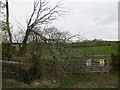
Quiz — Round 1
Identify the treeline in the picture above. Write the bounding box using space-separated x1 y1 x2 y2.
69 40 118 48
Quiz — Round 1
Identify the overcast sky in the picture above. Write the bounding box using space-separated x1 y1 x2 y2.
7 0 119 41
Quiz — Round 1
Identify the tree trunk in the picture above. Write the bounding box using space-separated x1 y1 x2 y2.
21 28 31 54
6 0 12 50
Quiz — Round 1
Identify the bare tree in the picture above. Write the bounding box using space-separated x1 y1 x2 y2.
21 0 67 53
42 26 70 43
30 26 86 43
6 0 12 49
13 31 24 43
0 1 5 22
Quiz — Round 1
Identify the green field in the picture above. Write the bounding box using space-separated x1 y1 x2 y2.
76 45 118 61
58 44 118 64
77 46 118 55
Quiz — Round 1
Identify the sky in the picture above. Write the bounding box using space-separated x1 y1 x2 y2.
5 0 119 41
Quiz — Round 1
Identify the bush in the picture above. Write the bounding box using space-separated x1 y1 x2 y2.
111 53 120 72
19 42 44 83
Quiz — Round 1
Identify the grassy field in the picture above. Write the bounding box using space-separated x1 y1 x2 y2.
3 72 118 88
57 44 118 65
59 73 118 88
2 42 118 88
76 45 118 61
77 45 118 55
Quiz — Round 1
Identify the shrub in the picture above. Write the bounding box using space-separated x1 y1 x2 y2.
111 53 120 72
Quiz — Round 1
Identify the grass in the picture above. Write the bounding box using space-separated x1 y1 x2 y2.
2 78 30 88
3 43 118 88
58 73 118 88
3 72 118 88
74 45 118 61
34 84 49 88
58 45 118 65
78 45 118 55
58 73 90 88
2 78 49 88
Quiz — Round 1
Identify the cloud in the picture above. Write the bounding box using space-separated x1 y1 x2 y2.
9 0 118 41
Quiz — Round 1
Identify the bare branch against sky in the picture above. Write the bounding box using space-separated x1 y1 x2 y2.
5 0 119 41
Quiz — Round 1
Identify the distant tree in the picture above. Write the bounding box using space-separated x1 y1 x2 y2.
42 26 70 43
0 1 5 22
12 29 25 43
